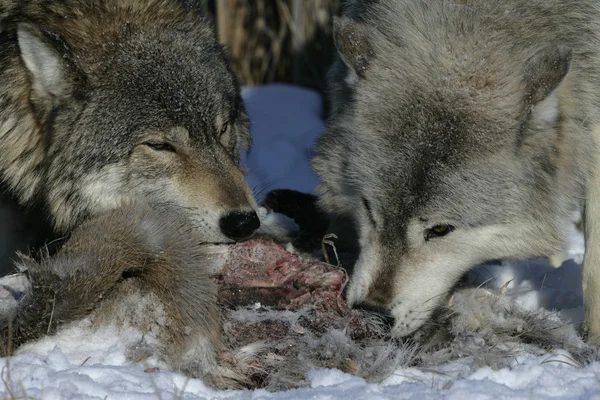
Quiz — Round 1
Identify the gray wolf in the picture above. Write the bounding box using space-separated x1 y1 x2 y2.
313 0 600 340
0 202 236 386
0 0 259 243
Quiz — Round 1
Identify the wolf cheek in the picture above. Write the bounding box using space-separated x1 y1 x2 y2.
126 133 259 243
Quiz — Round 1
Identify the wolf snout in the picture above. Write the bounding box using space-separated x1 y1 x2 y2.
219 210 260 240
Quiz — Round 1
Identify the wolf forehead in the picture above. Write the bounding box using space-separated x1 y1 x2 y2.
109 29 241 107
318 24 568 222
316 93 544 236
19 0 247 141
338 93 512 183
89 37 245 138
88 34 243 128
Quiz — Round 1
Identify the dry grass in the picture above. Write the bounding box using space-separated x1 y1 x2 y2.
215 0 340 94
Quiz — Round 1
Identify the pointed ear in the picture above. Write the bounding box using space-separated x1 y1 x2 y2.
17 23 75 100
523 45 572 107
333 16 373 78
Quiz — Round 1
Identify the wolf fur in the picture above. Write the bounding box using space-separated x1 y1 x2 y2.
312 0 600 340
252 287 592 390
0 202 247 386
0 0 257 243
1 224 592 390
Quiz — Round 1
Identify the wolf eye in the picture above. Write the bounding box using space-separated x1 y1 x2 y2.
144 141 176 152
425 224 455 241
219 121 229 136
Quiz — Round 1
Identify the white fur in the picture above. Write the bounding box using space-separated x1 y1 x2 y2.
79 166 129 212
532 87 561 123
582 125 600 341
346 213 381 307
350 218 567 336
256 207 299 243
17 25 68 98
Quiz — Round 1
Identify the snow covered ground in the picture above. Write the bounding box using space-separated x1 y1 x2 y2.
1 84 599 399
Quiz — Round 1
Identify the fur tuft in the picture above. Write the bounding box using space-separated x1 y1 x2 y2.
217 287 594 391
0 202 228 383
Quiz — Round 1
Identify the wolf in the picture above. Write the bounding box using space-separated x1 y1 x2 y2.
0 0 259 246
313 0 600 341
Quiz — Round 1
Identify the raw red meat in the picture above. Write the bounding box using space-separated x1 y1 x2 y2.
216 239 348 311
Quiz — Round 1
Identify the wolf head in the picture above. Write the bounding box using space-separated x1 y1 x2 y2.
313 6 584 337
15 1 258 241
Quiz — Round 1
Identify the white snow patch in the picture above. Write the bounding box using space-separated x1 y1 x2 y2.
307 368 361 388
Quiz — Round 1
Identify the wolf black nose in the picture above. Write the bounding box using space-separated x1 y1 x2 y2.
219 210 260 240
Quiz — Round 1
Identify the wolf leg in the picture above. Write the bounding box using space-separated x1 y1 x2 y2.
583 148 600 343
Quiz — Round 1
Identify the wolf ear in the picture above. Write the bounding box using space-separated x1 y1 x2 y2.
523 45 572 120
333 16 373 78
17 23 76 101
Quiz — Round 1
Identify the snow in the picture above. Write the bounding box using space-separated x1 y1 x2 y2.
4 352 600 399
1 83 599 399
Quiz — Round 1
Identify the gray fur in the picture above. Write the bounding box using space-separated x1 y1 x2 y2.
220 288 593 391
0 203 230 385
313 0 600 339
0 0 256 242
0 222 592 390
